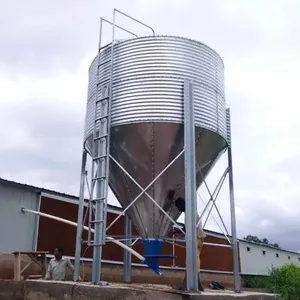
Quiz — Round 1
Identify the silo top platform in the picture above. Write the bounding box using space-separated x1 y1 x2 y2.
85 35 227 143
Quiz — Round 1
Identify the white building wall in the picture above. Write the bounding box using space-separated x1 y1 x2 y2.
239 240 300 275
0 182 40 253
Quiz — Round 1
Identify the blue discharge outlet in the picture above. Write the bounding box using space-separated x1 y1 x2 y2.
142 239 176 276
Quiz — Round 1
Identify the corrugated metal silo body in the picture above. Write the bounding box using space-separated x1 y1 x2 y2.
84 36 228 239
0 181 39 252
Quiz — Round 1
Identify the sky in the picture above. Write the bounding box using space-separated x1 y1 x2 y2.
1 0 300 251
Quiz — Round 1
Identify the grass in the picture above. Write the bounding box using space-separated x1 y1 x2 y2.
243 275 269 289
266 264 300 300
243 264 300 300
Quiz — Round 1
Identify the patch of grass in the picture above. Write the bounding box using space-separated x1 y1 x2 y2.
266 264 300 300
243 275 269 289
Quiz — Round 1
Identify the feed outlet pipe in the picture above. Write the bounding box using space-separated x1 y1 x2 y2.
21 208 144 262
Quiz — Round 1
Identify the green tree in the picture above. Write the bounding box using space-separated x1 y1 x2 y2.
243 235 280 248
267 264 300 300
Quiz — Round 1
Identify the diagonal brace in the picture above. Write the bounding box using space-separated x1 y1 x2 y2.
197 168 228 222
198 168 230 237
203 171 228 229
109 155 184 233
106 150 184 232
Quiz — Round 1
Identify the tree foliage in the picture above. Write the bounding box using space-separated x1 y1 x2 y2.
267 264 300 300
243 235 280 248
242 265 300 299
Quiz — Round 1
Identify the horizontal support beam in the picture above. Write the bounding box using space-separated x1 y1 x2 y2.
45 254 235 275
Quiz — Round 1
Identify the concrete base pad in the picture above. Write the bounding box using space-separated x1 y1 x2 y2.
121 283 282 299
0 280 282 300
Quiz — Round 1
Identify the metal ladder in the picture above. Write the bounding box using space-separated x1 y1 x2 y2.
86 9 155 284
88 16 112 251
89 82 110 247
88 48 111 283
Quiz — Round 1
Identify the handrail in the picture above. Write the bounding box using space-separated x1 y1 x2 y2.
114 8 155 35
101 17 138 37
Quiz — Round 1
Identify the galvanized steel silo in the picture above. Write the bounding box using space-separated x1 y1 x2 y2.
84 35 228 240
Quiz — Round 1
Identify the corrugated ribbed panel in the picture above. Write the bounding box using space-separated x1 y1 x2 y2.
0 183 39 252
84 35 228 142
226 108 231 147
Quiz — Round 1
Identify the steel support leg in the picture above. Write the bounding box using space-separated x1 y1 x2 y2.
123 214 132 283
74 149 87 281
184 80 198 291
228 146 241 293
227 108 241 293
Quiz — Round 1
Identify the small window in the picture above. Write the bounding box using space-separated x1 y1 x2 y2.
262 250 266 255
246 247 251 252
276 253 279 258
288 256 291 260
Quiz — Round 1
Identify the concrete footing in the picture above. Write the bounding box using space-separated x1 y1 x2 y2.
0 280 282 300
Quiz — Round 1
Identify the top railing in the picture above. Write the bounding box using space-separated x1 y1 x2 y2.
114 8 155 36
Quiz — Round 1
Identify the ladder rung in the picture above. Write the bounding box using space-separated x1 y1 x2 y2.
95 97 109 106
94 118 108 124
93 154 107 160
90 219 104 224
94 115 108 121
95 97 109 105
92 176 107 181
91 197 106 202
96 95 109 101
89 243 106 246
98 61 111 67
96 81 110 87
83 241 106 246
93 135 107 141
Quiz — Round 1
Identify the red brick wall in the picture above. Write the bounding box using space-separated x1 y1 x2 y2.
37 196 240 272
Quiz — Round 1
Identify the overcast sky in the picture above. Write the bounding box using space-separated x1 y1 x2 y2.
1 0 300 251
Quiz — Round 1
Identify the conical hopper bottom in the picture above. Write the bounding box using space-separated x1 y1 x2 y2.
106 122 227 239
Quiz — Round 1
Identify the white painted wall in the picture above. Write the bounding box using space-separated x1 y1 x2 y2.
239 240 300 275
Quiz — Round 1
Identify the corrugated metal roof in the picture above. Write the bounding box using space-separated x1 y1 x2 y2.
0 177 80 200
240 239 300 255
